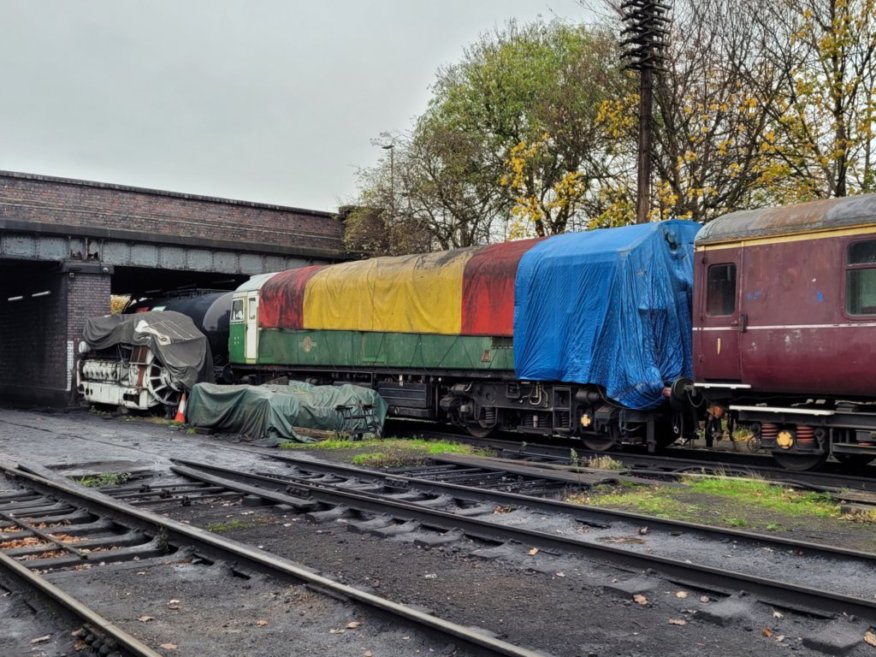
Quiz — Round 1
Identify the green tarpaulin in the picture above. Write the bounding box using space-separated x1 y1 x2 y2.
186 382 387 442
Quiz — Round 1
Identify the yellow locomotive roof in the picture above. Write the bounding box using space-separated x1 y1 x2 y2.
695 193 876 248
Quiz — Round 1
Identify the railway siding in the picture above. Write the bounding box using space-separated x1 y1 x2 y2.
4 410 876 655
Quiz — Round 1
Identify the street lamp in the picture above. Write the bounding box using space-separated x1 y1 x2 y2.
381 142 395 218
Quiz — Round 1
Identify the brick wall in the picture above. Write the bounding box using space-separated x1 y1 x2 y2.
0 265 111 407
66 267 112 405
0 171 345 258
0 170 347 407
0 270 68 405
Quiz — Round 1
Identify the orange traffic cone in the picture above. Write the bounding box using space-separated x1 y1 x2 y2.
174 392 188 423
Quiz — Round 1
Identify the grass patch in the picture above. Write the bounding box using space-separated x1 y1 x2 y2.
568 474 854 535
279 437 489 468
683 476 838 518
206 517 264 534
568 485 690 518
278 437 369 450
73 472 131 488
586 455 625 471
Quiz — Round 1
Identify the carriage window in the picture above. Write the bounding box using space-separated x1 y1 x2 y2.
706 263 736 316
847 240 876 315
230 300 244 322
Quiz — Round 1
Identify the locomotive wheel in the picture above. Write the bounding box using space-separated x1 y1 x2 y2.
582 434 616 451
465 423 495 439
772 451 828 471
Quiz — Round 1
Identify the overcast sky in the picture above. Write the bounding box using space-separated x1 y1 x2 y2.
0 1 593 212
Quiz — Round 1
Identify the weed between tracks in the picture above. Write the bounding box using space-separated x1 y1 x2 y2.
207 517 273 534
277 437 488 468
72 472 131 488
567 475 876 549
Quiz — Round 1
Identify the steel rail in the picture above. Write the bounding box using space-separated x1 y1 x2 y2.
0 550 163 657
0 462 548 657
403 429 876 492
170 459 876 622
258 454 876 563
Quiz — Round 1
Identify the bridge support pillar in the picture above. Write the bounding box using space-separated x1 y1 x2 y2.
0 261 112 407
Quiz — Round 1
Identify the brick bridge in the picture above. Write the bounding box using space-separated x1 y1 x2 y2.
0 171 347 406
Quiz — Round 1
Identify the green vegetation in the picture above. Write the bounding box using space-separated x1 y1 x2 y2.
683 476 837 518
206 518 263 534
570 485 690 518
567 475 858 535
279 437 489 468
348 2 876 257
586 455 625 471
73 472 131 488
345 20 628 256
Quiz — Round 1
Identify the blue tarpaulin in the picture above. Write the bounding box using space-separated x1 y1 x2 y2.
514 221 702 410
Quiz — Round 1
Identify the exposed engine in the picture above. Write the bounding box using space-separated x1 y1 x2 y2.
77 310 213 413
77 344 182 411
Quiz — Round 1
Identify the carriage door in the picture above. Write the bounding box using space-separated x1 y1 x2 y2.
697 250 744 381
245 291 259 363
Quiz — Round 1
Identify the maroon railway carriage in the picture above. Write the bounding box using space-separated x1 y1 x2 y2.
692 194 876 470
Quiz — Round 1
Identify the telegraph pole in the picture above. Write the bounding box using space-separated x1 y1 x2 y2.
621 0 670 224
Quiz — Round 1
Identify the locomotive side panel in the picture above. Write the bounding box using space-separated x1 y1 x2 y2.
253 329 515 372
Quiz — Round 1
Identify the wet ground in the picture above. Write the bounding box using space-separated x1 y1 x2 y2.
1 408 876 656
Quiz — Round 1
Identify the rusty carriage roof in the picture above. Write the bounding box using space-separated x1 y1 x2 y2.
695 193 876 247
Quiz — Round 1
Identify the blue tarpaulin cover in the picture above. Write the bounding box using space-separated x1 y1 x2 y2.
514 220 702 410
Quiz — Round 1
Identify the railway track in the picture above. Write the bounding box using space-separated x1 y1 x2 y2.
4 409 876 655
0 480 168 657
0 460 548 657
150 456 876 625
398 426 876 495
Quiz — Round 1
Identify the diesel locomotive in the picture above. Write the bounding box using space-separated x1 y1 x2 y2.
119 194 876 471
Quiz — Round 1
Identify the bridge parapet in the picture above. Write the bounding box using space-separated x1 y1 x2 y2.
0 170 345 259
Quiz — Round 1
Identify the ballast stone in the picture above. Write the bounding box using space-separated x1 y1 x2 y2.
602 575 661 598
695 596 754 626
413 529 464 547
802 621 866 656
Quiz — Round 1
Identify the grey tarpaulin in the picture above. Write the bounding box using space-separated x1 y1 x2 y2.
185 382 388 442
82 311 214 390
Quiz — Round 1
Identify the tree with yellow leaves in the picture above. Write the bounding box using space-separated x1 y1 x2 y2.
346 19 631 252
598 0 788 223
756 0 876 199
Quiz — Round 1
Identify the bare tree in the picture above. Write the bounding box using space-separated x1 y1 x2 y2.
753 0 876 199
